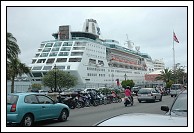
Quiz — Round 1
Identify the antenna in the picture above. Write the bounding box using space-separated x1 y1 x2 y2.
125 34 134 49
135 46 140 52
126 34 129 41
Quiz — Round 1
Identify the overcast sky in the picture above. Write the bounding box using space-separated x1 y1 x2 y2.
2 1 193 132
5 4 190 70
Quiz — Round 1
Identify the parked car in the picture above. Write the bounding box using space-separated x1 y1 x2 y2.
170 84 184 97
161 89 187 117
131 86 141 95
137 88 162 103
83 88 97 93
7 92 70 126
94 90 187 126
38 90 48 94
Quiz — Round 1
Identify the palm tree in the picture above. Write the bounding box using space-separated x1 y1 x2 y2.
7 57 30 93
173 67 186 84
7 32 21 62
155 68 174 84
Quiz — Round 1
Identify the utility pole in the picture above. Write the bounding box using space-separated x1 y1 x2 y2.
124 73 127 81
54 64 57 92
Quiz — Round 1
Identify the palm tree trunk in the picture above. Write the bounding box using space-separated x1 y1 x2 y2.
11 76 15 93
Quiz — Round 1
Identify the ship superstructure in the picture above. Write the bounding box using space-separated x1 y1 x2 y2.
28 19 157 89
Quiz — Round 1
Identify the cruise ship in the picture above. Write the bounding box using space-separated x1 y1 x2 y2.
28 19 156 89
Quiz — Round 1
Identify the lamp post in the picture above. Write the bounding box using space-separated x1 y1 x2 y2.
111 74 114 87
124 73 127 81
54 64 57 92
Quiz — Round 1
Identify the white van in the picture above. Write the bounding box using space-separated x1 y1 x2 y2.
170 84 184 97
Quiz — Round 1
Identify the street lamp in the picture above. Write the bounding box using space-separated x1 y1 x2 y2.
124 73 127 81
54 64 57 92
111 74 114 87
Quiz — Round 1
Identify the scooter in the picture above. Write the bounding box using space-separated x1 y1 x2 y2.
124 96 133 107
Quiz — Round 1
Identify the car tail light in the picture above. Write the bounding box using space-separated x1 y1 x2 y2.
10 104 16 112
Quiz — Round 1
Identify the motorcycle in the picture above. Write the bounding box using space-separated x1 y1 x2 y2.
58 95 77 109
124 96 133 107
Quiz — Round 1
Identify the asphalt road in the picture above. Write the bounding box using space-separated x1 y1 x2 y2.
35 95 175 127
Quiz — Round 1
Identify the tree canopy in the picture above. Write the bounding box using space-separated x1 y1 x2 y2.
7 58 30 93
121 79 135 89
42 69 78 92
7 32 21 62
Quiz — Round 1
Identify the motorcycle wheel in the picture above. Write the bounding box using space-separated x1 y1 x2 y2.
118 98 122 103
103 99 107 105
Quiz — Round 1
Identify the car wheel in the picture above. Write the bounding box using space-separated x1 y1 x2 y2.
159 96 162 101
58 109 68 122
152 97 156 103
20 114 34 126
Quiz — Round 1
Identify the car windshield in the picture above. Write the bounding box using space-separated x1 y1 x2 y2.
171 85 181 90
138 89 151 94
171 93 187 117
7 95 18 104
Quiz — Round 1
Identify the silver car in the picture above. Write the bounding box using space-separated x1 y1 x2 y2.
94 90 187 126
170 84 184 97
137 88 162 103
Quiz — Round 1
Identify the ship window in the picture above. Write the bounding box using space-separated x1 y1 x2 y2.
72 47 85 50
69 58 82 62
35 53 40 57
40 43 45 48
98 60 104 66
74 42 87 46
32 66 42 70
46 58 55 64
38 48 42 52
71 52 83 56
63 42 72 46
37 59 46 63
61 47 71 51
89 59 96 64
42 72 47 76
52 47 60 51
32 59 36 64
40 53 49 57
67 66 70 69
56 66 65 70
58 52 68 56
43 66 52 70
49 52 58 57
32 72 42 77
42 48 51 52
56 58 67 62
54 42 62 47
45 43 53 47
